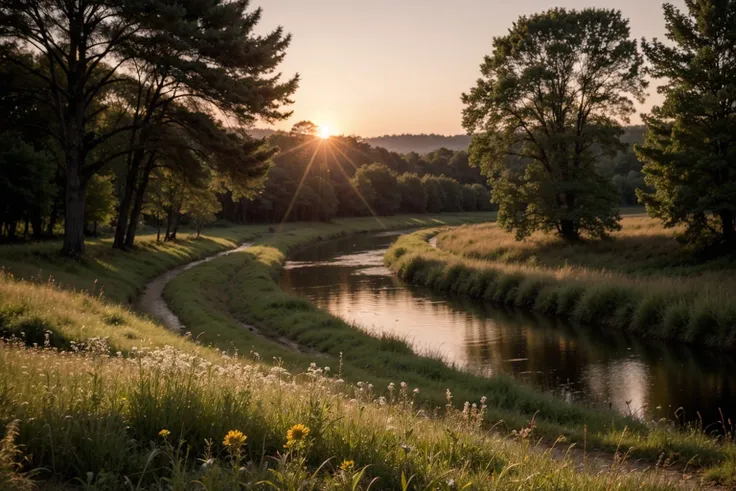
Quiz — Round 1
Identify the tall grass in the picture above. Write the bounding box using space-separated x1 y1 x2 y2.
0 340 728 489
386 221 736 350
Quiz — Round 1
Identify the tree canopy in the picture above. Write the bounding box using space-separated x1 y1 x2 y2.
463 8 647 241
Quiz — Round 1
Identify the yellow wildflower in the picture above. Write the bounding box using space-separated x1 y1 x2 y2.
340 459 355 472
285 423 310 447
223 429 247 448
158 429 170 438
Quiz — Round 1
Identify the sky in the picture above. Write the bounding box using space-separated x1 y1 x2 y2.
255 0 685 137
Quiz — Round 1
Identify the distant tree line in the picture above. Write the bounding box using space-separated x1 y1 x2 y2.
221 124 492 224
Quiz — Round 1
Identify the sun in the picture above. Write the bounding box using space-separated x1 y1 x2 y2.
318 124 332 139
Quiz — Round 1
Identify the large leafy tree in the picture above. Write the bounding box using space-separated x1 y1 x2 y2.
636 0 736 249
463 8 647 241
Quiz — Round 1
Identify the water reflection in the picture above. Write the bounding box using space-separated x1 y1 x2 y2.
280 232 736 423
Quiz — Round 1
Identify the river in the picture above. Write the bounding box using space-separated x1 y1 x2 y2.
279 230 736 424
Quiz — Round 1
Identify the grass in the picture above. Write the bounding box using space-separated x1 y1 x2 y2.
0 340 731 489
1 213 735 487
0 225 271 304
385 217 736 350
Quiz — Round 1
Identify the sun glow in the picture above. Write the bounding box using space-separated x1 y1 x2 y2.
318 124 332 139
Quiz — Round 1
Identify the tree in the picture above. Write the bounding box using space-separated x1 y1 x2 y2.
110 1 295 249
0 136 53 239
183 187 222 238
461 185 477 211
636 1 736 249
462 8 647 241
397 173 427 213
290 120 319 136
436 175 463 211
351 163 400 215
85 174 116 235
470 184 493 211
421 175 444 213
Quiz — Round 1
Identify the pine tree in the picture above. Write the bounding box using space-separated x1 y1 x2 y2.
636 0 736 250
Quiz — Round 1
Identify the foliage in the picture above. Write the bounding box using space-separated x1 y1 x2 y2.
636 0 736 250
182 187 222 238
397 173 427 213
421 175 445 213
84 175 117 234
0 136 54 240
463 8 647 241
351 163 401 215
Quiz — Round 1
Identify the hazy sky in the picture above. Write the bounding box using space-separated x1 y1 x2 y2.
255 1 684 137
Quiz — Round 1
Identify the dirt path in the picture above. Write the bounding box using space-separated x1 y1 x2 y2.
137 241 317 354
137 242 254 331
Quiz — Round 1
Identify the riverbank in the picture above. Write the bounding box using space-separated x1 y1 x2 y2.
160 219 736 477
385 218 736 350
0 215 734 487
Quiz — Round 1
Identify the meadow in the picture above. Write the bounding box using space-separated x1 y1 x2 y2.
1 340 721 490
385 216 736 350
1 214 736 488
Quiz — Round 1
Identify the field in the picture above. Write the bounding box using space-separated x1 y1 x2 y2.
385 215 736 349
1 213 736 488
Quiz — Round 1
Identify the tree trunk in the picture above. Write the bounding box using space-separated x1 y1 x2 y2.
124 155 155 248
47 165 64 237
559 193 579 242
168 211 179 241
560 219 579 241
156 218 161 242
61 155 87 258
721 209 735 246
164 209 173 241
23 218 29 238
114 149 145 249
31 214 43 240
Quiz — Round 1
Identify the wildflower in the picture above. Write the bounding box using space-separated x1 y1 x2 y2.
158 429 170 438
413 388 420 395
223 430 247 448
340 459 355 471
378 396 387 406
400 382 407 389
285 424 310 448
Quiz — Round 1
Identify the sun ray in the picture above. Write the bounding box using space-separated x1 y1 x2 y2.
332 138 382 171
326 144 385 229
274 136 322 159
330 140 362 172
280 140 323 228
